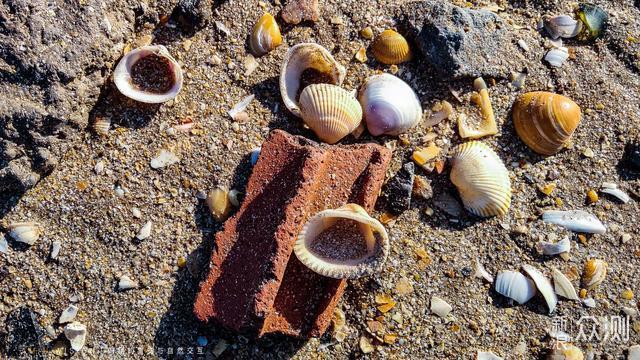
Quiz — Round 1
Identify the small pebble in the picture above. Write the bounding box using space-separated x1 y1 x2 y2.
582 297 596 308
622 289 634 300
587 189 598 203
50 240 62 259
150 150 180 169
59 305 78 324
136 221 152 241
197 336 208 347
361 26 374 39
118 275 138 291
582 148 595 158
131 207 142 218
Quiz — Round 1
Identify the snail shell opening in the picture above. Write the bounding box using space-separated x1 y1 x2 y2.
294 204 389 279
114 45 183 104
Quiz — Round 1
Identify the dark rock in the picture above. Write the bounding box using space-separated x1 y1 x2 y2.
383 162 415 215
434 192 462 217
172 0 213 33
397 0 525 79
620 141 640 175
3 307 45 358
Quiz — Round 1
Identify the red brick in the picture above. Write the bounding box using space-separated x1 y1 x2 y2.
193 130 391 338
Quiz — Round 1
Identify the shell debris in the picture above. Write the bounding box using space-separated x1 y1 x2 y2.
522 264 558 314
59 305 79 324
458 77 498 139
430 296 452 318
118 275 138 291
8 222 42 246
250 13 282 56
582 258 607 290
136 221 152 241
551 267 579 301
64 321 87 352
542 210 606 234
494 270 536 304
370 29 411 65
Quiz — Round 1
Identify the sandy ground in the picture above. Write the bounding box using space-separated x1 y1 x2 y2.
1 0 640 358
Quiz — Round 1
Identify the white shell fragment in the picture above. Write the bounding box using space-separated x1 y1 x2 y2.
552 267 579 301
543 15 583 39
8 222 42 245
150 150 179 169
600 183 631 203
50 240 62 260
522 264 558 314
228 94 255 120
476 351 504 360
0 235 8 254
495 270 537 304
64 322 87 352
59 305 79 324
582 297 596 308
628 345 640 360
113 45 183 103
136 221 152 241
545 47 569 67
430 296 453 318
118 275 138 291
542 210 606 234
474 258 494 283
536 237 570 256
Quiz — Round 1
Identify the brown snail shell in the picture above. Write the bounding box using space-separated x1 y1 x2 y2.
512 91 581 155
371 29 411 65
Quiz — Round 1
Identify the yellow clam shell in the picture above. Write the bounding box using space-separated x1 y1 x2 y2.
250 13 282 56
371 29 411 65
299 83 363 144
294 204 389 279
582 258 607 290
449 141 511 217
513 91 581 156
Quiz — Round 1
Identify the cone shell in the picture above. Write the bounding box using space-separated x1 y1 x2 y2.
513 92 581 155
582 258 607 290
279 43 346 117
449 141 511 217
299 84 363 144
113 45 183 103
294 204 389 279
250 13 282 56
371 29 411 65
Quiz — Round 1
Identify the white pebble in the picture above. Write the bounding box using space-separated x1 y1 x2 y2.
517 39 529 52
118 275 138 291
58 305 78 324
131 207 142 219
94 161 105 175
430 296 452 318
150 150 180 169
582 297 596 308
64 322 87 351
136 221 152 241
50 240 62 259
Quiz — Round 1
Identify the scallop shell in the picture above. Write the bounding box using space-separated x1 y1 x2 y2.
280 43 346 117
294 204 389 279
582 258 607 290
449 141 511 217
113 45 183 103
513 92 581 155
8 222 42 245
250 13 282 56
494 270 537 304
371 29 411 65
299 84 363 144
522 264 558 314
357 73 422 136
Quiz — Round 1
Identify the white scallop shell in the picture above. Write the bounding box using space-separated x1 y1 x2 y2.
8 222 42 245
551 267 579 301
522 264 558 314
279 43 346 117
113 45 183 103
494 270 537 304
449 141 511 217
542 210 606 234
358 73 422 136
294 204 389 279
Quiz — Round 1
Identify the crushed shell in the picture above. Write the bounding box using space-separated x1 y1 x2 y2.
522 264 557 314
370 29 411 65
551 267 580 301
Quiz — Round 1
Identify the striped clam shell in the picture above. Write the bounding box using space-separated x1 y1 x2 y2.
294 204 389 279
250 13 282 56
513 91 581 155
449 141 511 217
371 29 411 65
93 117 111 136
299 84 363 144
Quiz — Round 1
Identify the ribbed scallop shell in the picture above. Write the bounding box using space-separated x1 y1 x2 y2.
299 84 363 144
513 92 581 155
280 43 346 117
294 204 389 279
250 13 282 56
358 74 422 136
449 141 511 217
113 45 183 104
93 117 111 136
371 29 411 65
494 270 537 304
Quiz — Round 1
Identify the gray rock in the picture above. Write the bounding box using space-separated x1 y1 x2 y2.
383 162 415 215
397 0 525 79
172 0 212 33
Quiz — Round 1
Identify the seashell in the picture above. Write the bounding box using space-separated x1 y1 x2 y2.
449 141 511 217
294 204 389 279
64 322 87 352
476 351 504 360
522 264 558 314
543 15 583 39
150 150 179 169
228 94 255 120
552 267 580 301
513 92 581 155
576 3 608 40
280 43 346 117
59 305 79 324
118 275 138 290
495 270 537 304
136 221 152 241
370 29 411 65
0 235 8 254
600 183 630 203
547 342 584 360
536 237 570 256
430 296 452 318
250 13 282 56
582 258 607 290
113 45 183 103
8 222 42 245
425 100 453 128
582 297 596 308
357 74 422 136
474 258 494 283
93 117 111 136
458 78 498 139
542 210 606 234
299 84 363 144
629 345 640 360
207 187 232 222
545 47 569 67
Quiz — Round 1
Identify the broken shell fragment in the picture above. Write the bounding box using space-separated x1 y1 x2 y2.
543 15 583 39
93 117 111 136
280 43 346 117
458 78 498 139
294 204 389 279
64 321 87 352
136 221 152 241
495 270 537 304
552 267 579 301
425 100 453 128
522 264 558 314
576 3 608 40
542 210 606 234
582 258 607 290
513 92 581 155
299 83 363 144
474 258 494 283
118 275 138 290
545 47 569 67
370 29 411 65
600 183 631 203
358 73 422 136
59 305 79 324
250 13 282 56
430 296 452 318
476 351 504 360
113 45 183 103
536 237 571 256
449 141 512 217
8 222 42 245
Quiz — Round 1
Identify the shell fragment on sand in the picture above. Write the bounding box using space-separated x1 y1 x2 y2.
522 264 558 314
430 296 452 318
494 270 536 304
64 322 87 351
542 210 606 234
59 305 79 324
